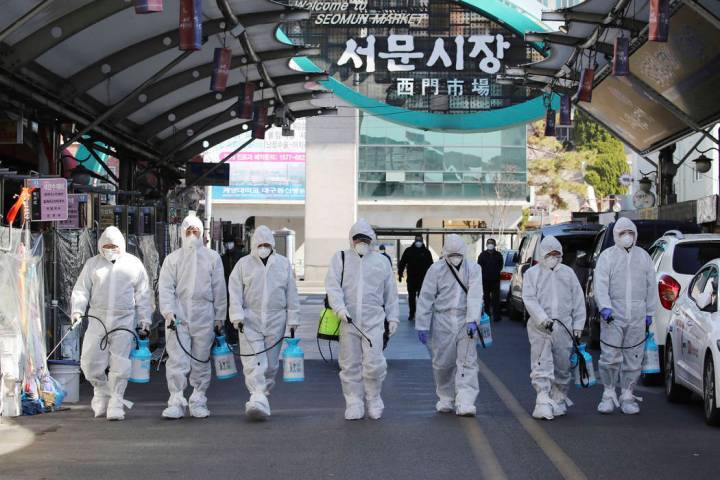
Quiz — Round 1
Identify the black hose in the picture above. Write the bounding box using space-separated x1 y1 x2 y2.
167 321 211 363
599 316 649 350
85 315 140 351
346 317 373 348
552 319 593 389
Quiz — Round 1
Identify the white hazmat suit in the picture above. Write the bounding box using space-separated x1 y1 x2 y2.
416 234 483 416
229 225 300 419
159 215 227 419
594 217 657 414
325 219 399 420
522 236 586 420
72 226 152 420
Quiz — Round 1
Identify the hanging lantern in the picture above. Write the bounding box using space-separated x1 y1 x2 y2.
544 109 556 137
649 0 669 42
179 0 202 51
577 68 594 103
210 48 232 92
559 95 572 126
238 83 256 119
612 37 629 76
252 104 268 140
134 0 163 13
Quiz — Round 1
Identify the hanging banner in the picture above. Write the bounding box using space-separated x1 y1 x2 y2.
544 109 556 137
238 82 256 119
612 37 629 76
252 104 268 140
57 194 88 230
577 68 594 103
649 0 669 42
559 95 571 126
179 0 202 51
25 178 68 222
134 0 163 14
210 48 232 92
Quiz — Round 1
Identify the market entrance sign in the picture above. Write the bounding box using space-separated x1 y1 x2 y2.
281 0 553 131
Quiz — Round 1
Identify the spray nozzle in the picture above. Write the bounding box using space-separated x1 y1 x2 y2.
214 324 223 336
290 327 296 338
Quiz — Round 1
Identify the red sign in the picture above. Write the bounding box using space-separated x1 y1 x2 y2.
211 48 232 92
577 68 594 103
238 82 256 119
252 104 268 140
179 0 202 51
134 0 163 14
649 0 669 42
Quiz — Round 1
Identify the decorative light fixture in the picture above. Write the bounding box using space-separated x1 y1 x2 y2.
544 108 556 137
638 176 653 192
237 82 256 119
649 0 669 42
210 48 232 92
179 0 202 51
577 68 594 103
252 104 268 140
612 36 629 76
559 95 572 126
692 147 718 174
134 0 163 14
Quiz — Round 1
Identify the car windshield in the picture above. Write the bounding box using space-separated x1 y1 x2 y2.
504 251 517 266
556 235 594 266
672 242 720 275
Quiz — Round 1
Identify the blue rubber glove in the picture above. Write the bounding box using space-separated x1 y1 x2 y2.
417 330 429 345
600 308 612 322
645 315 652 327
466 322 478 336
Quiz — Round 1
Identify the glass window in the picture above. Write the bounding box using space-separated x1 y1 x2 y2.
672 242 720 275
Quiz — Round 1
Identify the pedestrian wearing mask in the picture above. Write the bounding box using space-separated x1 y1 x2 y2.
398 235 433 322
477 238 504 322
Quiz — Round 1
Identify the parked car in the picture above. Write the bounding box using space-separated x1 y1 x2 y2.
582 220 701 347
647 232 720 378
665 259 720 426
509 222 602 322
500 249 517 305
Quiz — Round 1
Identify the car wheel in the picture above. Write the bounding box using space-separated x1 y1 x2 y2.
665 339 691 403
704 356 720 426
510 301 523 322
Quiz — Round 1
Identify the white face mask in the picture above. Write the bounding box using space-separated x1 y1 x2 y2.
414 241 423 248
102 248 120 263
544 256 560 270
257 246 272 259
619 233 634 249
354 242 370 256
487 244 495 250
225 242 234 250
448 255 463 267
182 234 202 249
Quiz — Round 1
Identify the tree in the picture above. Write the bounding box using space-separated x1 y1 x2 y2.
574 112 628 200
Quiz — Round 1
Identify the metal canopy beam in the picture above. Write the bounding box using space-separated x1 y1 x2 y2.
66 10 309 96
525 32 614 55
0 0 56 44
142 84 326 139
682 0 720 30
157 92 321 154
541 11 647 32
172 107 336 162
112 53 322 122
1 2 129 69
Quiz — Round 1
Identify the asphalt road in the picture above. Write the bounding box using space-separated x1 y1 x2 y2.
2 295 718 480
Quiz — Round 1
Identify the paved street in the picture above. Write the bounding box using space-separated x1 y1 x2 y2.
2 295 717 480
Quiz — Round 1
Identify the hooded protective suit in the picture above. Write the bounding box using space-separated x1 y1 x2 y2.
325 219 399 420
72 226 152 420
229 225 300 418
594 217 657 412
159 215 227 418
415 234 483 415
523 236 586 418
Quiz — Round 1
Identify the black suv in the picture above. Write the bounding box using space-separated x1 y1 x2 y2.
581 219 701 347
508 222 603 322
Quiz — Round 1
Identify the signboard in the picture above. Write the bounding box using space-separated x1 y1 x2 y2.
25 178 68 222
209 120 306 202
185 162 230 187
697 194 718 224
282 0 550 131
57 194 87 230
0 118 22 144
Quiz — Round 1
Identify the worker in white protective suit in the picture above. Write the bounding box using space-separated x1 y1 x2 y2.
594 217 657 415
71 226 152 421
522 236 586 420
159 214 227 419
325 219 400 421
415 234 483 416
229 225 300 420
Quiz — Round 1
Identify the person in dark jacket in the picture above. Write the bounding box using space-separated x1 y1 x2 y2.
398 236 434 321
379 244 392 265
477 238 504 322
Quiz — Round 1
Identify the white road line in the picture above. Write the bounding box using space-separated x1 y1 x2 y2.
477 359 588 480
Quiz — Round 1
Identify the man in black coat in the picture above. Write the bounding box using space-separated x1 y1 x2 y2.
398 235 434 321
477 238 504 322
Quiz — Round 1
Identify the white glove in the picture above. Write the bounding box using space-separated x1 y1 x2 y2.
214 320 224 330
71 313 83 329
337 310 349 323
539 319 554 332
231 319 244 333
573 329 583 340
387 321 398 337
138 320 152 333
163 312 175 327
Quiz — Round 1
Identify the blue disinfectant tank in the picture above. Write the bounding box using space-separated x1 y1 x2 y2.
642 333 660 374
572 343 597 388
479 312 493 348
282 338 304 382
212 335 238 380
129 338 151 383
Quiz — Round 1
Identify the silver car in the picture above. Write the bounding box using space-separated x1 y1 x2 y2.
500 249 517 304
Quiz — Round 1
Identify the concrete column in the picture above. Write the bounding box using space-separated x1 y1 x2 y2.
303 110 358 282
